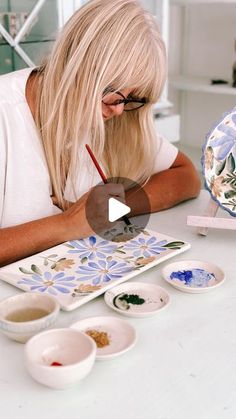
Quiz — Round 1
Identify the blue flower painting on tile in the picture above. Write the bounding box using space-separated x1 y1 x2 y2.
76 259 133 285
170 268 215 287
67 236 118 260
17 271 76 295
123 236 168 258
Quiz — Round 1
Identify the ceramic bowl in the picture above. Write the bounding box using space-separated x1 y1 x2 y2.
0 292 60 343
24 328 96 389
162 259 225 293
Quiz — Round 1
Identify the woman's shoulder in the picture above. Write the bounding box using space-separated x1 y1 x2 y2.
0 68 33 105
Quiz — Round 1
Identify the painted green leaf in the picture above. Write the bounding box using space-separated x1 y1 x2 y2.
19 267 33 275
106 256 113 261
115 249 126 254
227 153 236 174
51 263 57 269
44 259 49 266
31 264 42 275
58 258 66 262
215 159 226 176
81 257 88 264
46 254 58 259
164 241 184 248
224 190 236 199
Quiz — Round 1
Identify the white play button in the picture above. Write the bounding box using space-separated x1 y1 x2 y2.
108 198 131 222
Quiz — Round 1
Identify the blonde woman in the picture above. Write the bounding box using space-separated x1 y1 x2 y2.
0 0 200 266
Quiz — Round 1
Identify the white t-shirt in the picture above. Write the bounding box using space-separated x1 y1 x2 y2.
0 68 178 228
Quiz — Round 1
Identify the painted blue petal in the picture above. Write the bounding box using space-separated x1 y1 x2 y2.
150 248 166 254
89 236 97 245
55 282 75 287
92 277 101 285
218 123 236 138
138 237 145 244
98 240 110 246
217 140 235 160
210 135 232 147
53 272 65 280
103 274 112 282
98 259 107 269
146 236 157 245
143 250 151 258
88 262 100 269
106 273 123 280
18 279 41 285
232 113 236 126
77 265 98 272
32 274 43 282
111 262 128 269
155 240 168 246
96 252 106 259
30 285 47 292
133 250 141 257
107 260 117 269
55 276 75 282
88 252 96 260
53 285 71 294
68 240 82 249
44 271 52 280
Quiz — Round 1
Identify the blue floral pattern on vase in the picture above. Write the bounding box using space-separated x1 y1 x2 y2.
202 107 236 216
76 259 133 285
123 236 168 258
67 236 118 260
170 269 215 287
18 271 76 295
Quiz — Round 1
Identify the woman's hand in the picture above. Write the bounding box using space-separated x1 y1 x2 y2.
61 183 126 240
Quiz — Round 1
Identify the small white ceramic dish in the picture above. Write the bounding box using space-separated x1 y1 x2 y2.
162 260 225 293
0 292 60 343
104 282 171 318
70 316 137 360
24 328 96 390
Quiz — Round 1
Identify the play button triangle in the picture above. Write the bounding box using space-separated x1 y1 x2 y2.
108 198 131 222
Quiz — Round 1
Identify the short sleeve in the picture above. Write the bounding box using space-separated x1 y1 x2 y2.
0 105 7 225
152 135 178 174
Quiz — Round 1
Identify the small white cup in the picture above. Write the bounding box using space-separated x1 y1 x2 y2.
0 292 60 342
24 328 96 389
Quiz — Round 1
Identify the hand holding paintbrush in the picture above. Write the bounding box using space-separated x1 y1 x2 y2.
85 144 132 226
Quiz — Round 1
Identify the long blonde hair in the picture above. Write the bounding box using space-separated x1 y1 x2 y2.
35 0 166 209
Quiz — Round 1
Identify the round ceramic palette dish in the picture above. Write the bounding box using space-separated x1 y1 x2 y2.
162 260 225 294
70 316 136 361
202 107 236 217
104 282 171 318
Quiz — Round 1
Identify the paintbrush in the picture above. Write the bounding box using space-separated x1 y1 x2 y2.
85 144 132 226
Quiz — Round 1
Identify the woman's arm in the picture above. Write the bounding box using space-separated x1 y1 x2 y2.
125 151 201 215
0 183 125 267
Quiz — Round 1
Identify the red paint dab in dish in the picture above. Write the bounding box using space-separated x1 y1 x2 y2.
50 361 63 366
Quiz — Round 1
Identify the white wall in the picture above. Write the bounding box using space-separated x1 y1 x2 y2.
169 3 236 148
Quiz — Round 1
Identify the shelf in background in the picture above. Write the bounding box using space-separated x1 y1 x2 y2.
169 75 236 95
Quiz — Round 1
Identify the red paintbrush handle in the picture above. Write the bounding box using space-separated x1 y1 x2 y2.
85 144 107 183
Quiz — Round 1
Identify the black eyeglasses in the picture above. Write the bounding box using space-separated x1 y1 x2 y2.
102 90 147 111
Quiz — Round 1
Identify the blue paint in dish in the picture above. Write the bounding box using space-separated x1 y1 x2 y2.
170 268 215 287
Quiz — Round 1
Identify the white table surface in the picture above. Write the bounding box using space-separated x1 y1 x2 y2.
0 190 235 419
